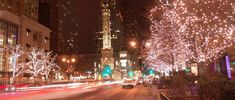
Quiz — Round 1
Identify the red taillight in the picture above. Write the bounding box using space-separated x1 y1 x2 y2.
0 85 7 89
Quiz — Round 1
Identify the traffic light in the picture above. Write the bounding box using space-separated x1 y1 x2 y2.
185 67 191 73
128 71 134 78
148 69 155 75
102 65 112 78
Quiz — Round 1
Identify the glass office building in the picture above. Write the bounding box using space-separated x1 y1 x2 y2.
0 20 18 76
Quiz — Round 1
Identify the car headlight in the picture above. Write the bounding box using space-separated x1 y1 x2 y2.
11 87 15 90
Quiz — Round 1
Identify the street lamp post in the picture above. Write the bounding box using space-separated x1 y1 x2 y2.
62 57 76 80
129 41 151 76
129 41 138 76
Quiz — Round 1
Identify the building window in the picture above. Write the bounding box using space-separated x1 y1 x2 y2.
26 28 31 36
44 36 49 43
25 58 30 62
0 20 18 46
0 21 3 29
0 30 5 46
26 43 31 51
0 20 18 73
8 26 17 46
0 47 3 71
33 32 37 40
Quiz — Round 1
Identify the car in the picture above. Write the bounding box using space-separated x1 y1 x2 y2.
143 81 149 87
5 85 16 92
134 80 143 85
122 79 134 89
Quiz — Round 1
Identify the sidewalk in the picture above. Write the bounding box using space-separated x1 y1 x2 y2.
149 85 170 100
149 85 159 100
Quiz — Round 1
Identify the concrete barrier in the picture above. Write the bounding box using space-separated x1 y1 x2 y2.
158 89 170 100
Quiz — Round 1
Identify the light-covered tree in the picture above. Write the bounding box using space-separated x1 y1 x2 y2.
8 45 24 78
145 7 191 72
40 52 60 79
171 0 235 62
145 0 235 74
26 48 44 77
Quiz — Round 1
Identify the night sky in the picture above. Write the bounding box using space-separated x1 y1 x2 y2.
76 0 154 54
76 0 101 54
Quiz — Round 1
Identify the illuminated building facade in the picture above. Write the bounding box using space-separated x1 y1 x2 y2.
95 0 125 79
21 0 39 21
0 0 39 21
100 0 115 79
0 0 50 79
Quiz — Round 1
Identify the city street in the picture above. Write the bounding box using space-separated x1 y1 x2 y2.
0 83 156 100
53 85 154 100
1 0 234 99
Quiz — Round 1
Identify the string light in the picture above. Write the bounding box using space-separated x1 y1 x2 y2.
144 0 235 72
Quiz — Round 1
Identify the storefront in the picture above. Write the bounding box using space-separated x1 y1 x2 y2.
0 19 18 78
210 54 235 80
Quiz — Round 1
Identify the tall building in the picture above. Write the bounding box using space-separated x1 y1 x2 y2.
100 1 115 79
110 0 125 52
0 0 50 81
39 0 80 55
58 0 79 54
96 0 124 53
0 0 39 21
21 0 39 21
94 0 124 79
39 0 59 55
0 0 19 15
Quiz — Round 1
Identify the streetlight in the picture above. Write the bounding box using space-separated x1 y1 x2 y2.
62 58 66 62
129 41 138 76
145 42 151 48
130 41 137 48
71 58 76 63
62 57 76 79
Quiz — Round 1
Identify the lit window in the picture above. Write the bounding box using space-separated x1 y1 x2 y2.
44 37 49 43
120 54 127 58
26 28 31 36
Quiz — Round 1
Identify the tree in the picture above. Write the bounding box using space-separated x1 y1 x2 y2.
8 45 24 79
26 48 44 78
145 0 235 74
40 52 60 79
145 6 191 73
26 48 60 79
170 0 235 62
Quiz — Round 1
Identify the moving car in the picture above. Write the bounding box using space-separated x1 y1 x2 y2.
122 79 134 89
5 85 16 92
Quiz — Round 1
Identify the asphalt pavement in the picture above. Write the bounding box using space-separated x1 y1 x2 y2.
1 84 157 100
52 85 155 100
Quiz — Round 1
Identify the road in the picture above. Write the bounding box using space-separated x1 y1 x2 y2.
1 84 155 100
53 85 154 100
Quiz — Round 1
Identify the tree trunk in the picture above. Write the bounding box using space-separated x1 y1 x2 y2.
198 61 205 77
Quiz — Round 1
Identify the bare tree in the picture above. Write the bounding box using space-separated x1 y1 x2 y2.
26 48 44 78
40 52 60 79
8 45 24 79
